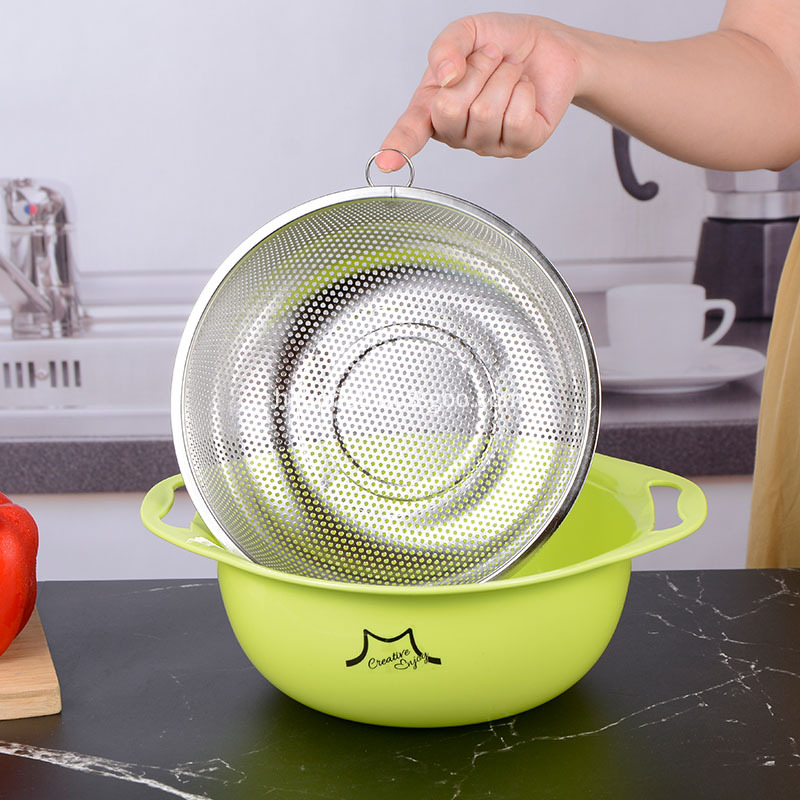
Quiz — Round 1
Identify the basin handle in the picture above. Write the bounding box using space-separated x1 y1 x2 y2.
140 475 245 568
596 455 708 563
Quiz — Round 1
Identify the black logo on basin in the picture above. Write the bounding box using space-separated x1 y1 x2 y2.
345 628 442 670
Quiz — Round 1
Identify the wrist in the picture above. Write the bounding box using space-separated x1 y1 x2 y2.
556 24 604 109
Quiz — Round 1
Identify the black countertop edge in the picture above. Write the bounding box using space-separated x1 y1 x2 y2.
0 438 180 495
597 418 757 477
0 421 756 496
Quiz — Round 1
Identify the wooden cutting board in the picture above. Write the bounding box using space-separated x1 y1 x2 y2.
0 607 61 720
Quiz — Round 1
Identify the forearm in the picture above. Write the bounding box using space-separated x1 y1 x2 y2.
379 2 800 173
566 24 800 171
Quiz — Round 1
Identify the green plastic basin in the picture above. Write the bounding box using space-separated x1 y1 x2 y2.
141 453 706 727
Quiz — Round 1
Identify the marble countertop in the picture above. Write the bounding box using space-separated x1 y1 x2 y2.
0 321 770 493
0 570 797 799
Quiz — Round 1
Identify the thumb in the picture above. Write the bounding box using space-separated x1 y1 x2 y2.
427 17 478 87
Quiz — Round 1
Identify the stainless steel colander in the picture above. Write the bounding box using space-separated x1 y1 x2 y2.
171 151 600 586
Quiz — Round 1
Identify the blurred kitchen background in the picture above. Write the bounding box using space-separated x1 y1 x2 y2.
1 0 791 579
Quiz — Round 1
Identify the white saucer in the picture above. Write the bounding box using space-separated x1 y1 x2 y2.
597 345 766 395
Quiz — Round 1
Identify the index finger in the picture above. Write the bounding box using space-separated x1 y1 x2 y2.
377 18 483 171
377 71 439 171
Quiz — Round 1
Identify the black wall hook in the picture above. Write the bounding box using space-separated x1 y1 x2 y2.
612 127 659 201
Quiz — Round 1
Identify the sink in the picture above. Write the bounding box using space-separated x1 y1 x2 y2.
0 330 177 439
0 270 205 439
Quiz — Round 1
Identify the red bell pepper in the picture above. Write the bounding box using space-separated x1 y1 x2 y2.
0 491 38 657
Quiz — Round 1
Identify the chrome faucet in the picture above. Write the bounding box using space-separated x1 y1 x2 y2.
0 179 87 338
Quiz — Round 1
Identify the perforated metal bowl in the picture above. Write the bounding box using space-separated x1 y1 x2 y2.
172 153 600 586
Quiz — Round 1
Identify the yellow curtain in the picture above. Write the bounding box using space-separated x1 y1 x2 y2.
747 222 800 567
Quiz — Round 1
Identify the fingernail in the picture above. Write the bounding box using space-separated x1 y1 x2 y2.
375 152 394 172
520 74 530 83
482 42 502 60
437 60 457 87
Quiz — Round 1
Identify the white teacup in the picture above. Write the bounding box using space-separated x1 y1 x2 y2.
606 283 736 376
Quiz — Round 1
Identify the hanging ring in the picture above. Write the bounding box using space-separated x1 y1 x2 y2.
365 149 415 188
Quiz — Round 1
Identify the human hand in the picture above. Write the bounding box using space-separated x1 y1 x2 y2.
377 13 582 171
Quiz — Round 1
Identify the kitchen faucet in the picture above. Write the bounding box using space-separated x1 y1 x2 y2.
0 178 86 338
